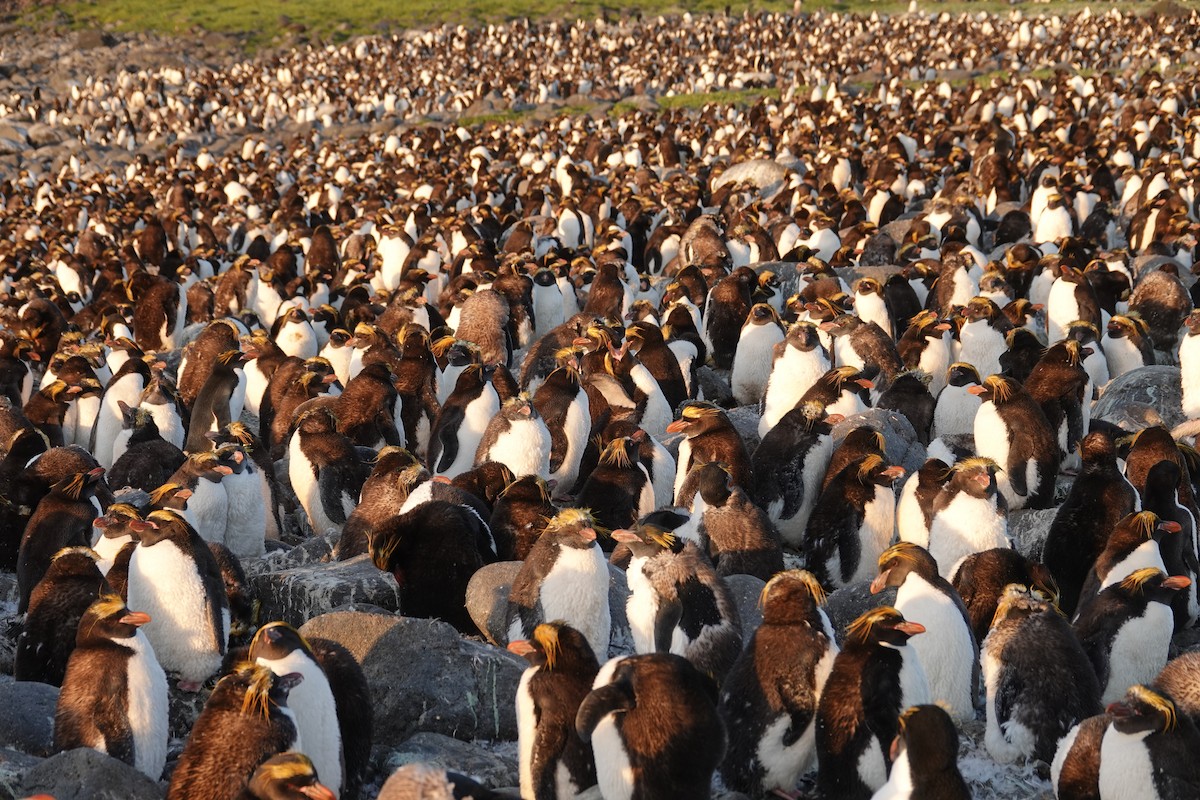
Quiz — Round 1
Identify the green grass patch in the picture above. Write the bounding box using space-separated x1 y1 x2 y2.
20 0 1200 54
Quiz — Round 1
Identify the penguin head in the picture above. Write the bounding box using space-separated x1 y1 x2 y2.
1185 309 1200 337
907 310 951 341
817 313 859 338
149 482 192 512
665 402 726 438
1065 320 1100 346
369 445 421 481
301 357 339 390
890 705 960 771
967 374 1017 405
854 454 906 488
871 542 938 594
962 296 1001 324
544 507 604 550
46 546 103 581
759 569 827 626
216 348 248 370
296 406 339 436
854 277 883 298
247 753 336 800
1115 510 1181 547
507 621 599 672
76 593 150 645
227 661 304 718
747 303 780 327
50 467 105 501
249 621 314 662
598 436 638 470
1108 685 1179 737
990 583 1058 630
140 508 195 546
785 321 822 351
94 502 151 541
945 362 980 389
947 457 1001 499
1116 567 1192 606
846 607 925 649
188 451 234 483
213 444 247 475
498 474 552 506
692 461 735 505
611 517 684 559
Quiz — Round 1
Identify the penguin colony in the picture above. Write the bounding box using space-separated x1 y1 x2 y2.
5 4 1200 800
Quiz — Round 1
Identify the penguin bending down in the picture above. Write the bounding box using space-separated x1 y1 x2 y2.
167 663 302 800
686 461 785 582
951 548 1059 644
816 607 930 800
981 585 1101 764
127 509 230 691
506 508 610 659
758 321 831 438
508 622 599 800
54 594 168 780
575 653 726 800
718 570 838 798
869 705 970 800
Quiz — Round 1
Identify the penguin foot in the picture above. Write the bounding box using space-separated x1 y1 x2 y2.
177 679 203 692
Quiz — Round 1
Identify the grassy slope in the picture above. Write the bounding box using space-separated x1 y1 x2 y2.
21 0 1198 52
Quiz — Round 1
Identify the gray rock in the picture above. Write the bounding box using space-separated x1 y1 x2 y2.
249 554 401 629
0 137 27 156
696 366 733 405
833 409 926 475
711 159 790 200
465 562 522 645
0 680 58 757
723 574 765 639
75 30 117 50
464 561 630 659
1008 507 1060 561
1094 366 1183 431
726 405 763 455
824 581 897 645
18 748 162 800
383 733 518 787
25 124 65 149
166 682 209 742
0 746 42 800
299 611 524 744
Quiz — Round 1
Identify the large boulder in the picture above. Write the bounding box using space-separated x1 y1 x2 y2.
382 733 518 788
299 611 524 745
0 747 43 800
1094 365 1183 431
1008 507 1060 561
711 159 791 200
249 554 401 628
833 409 926 475
18 748 162 800
0 679 58 757
723 574 766 640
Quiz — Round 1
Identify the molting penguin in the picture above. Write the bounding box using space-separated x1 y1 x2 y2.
127 509 229 691
576 436 654 535
970 374 1060 510
951 548 1059 645
815 607 930 800
575 652 725 800
488 474 555 561
53 593 168 780
17 467 105 614
717 570 838 798
981 584 1101 764
15 546 108 686
926 457 1010 579
167 662 302 800
183 349 248 454
506 508 611 659
685 461 784 582
612 520 742 682
508 621 599 800
870 542 978 723
531 362 591 497
1073 567 1189 706
804 454 905 590
288 407 368 536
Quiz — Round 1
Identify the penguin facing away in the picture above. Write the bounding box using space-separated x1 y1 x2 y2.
53 593 168 780
718 570 838 798
15 546 109 687
508 621 599 800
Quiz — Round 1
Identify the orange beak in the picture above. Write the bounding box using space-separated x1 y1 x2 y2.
1164 575 1193 590
1159 521 1183 534
895 621 926 636
967 385 987 396
579 527 597 543
611 529 639 543
665 420 688 434
300 783 338 800
507 640 536 657
120 611 151 627
869 570 890 594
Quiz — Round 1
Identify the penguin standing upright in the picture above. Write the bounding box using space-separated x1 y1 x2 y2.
250 622 372 800
731 303 785 406
1047 266 1102 344
931 363 982 440
1140 459 1200 630
718 570 838 798
870 542 978 722
898 311 953 397
54 593 167 780
926 458 1010 579
167 452 232 545
576 436 654 534
167 663 302 800
1076 511 1180 617
94 356 151 469
612 521 742 681
18 467 105 614
970 374 1060 510
955 297 1012 380
15 546 108 686
981 585 1101 764
667 402 752 503
1180 310 1200 418
702 266 754 369
212 444 267 559
506 508 610 659
127 509 229 691
575 653 726 800
804 454 905 590
474 394 552 479
751 402 840 547
531 362 591 497
508 621 599 800
870 705 970 800
816 607 930 800
288 407 368 536
1043 430 1139 616
428 364 500 477
184 349 247 454
1102 314 1155 381
1073 567 1189 706
759 321 831 438
1099 684 1200 800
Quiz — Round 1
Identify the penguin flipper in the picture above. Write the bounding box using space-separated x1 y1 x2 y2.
653 597 683 653
318 467 357 525
1007 458 1030 500
432 405 464 473
995 669 1024 736
575 677 635 742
